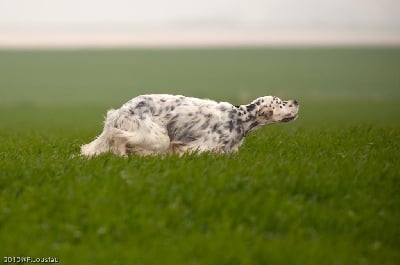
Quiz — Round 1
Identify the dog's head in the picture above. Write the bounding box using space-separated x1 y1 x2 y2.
254 96 299 124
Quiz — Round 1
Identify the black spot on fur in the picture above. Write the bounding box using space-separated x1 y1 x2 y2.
167 121 177 138
228 110 236 119
212 123 218 131
249 121 259 131
246 104 256 112
229 141 237 149
136 101 147 108
245 114 255 122
200 120 210 129
177 134 199 142
228 120 234 132
236 125 242 135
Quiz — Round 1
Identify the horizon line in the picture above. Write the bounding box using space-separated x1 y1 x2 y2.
1 29 399 49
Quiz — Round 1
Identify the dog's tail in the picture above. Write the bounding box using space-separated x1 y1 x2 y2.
80 133 109 157
80 109 119 157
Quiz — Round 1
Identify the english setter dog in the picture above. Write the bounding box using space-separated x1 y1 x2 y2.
81 94 299 157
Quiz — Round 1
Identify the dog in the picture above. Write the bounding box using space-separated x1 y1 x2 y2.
81 94 299 157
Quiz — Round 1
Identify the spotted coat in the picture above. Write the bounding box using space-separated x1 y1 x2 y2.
81 94 299 157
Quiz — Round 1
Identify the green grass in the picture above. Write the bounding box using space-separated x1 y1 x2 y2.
1 48 400 264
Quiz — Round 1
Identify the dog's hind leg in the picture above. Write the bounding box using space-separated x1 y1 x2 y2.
81 108 170 157
108 120 170 156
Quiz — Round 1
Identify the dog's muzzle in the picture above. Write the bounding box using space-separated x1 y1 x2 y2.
281 114 298 122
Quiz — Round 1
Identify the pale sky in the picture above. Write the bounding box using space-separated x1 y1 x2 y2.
0 0 399 30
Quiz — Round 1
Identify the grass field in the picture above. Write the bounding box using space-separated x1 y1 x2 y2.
1 48 400 264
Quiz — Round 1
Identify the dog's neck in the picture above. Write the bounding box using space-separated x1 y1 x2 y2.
235 99 265 136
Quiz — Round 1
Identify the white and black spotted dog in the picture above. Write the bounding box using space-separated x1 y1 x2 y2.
81 94 299 157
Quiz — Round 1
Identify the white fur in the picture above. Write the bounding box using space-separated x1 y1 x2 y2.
81 94 299 157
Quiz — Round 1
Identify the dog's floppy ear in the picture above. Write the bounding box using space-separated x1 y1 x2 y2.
258 106 273 119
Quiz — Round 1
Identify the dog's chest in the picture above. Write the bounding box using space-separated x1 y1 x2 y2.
162 105 244 151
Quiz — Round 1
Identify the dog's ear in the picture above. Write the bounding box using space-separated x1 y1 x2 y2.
258 106 273 119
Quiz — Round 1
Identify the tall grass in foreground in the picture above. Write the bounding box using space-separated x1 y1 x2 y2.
1 123 399 264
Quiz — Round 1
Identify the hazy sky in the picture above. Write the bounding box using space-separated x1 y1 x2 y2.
0 0 399 30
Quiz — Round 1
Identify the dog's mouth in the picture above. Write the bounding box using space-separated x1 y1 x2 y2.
281 115 298 122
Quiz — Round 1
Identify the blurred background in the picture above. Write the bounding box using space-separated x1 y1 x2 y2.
1 0 400 47
0 0 399 126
